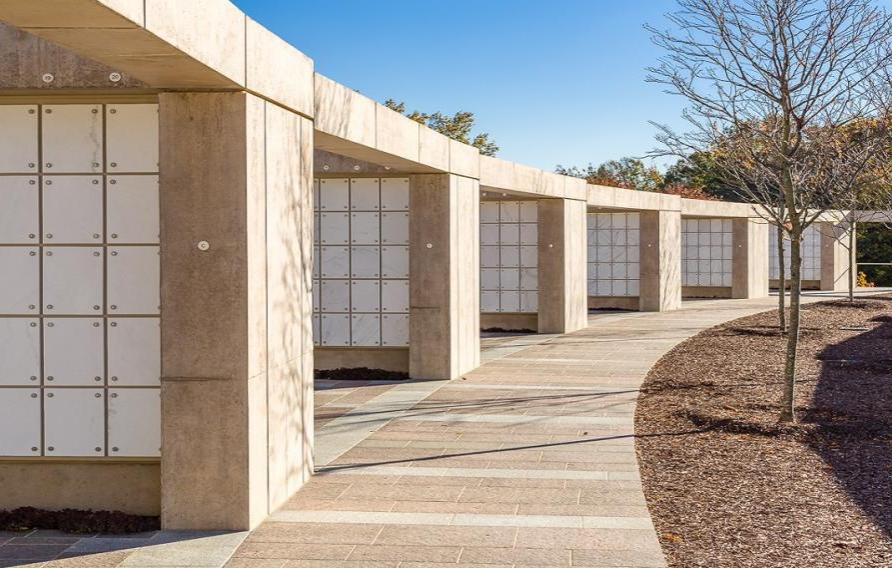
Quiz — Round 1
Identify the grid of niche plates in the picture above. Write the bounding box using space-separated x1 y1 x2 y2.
769 224 822 280
313 178 410 347
0 103 161 458
682 218 733 287
480 201 538 313
586 213 641 297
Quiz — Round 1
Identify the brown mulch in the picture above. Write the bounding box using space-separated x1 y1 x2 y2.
0 507 160 534
635 296 892 568
314 367 409 381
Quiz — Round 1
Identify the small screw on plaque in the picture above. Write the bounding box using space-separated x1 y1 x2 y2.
197 240 211 251
109 72 122 83
41 73 54 84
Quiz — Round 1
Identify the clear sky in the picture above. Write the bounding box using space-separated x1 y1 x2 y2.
228 0 890 173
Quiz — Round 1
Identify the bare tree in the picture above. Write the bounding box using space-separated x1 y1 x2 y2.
647 0 892 422
775 205 788 332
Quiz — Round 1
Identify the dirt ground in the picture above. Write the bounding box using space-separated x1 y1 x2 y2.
635 296 892 567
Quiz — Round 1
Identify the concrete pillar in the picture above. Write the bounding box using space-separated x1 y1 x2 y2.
537 199 588 334
159 92 314 530
639 211 682 312
731 218 770 299
818 221 855 292
409 174 480 380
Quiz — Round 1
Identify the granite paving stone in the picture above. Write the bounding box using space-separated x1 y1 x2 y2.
234 298 835 568
18 296 842 568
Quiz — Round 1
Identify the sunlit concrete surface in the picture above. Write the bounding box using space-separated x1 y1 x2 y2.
221 292 885 567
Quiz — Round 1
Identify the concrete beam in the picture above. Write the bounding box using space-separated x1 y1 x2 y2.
479 155 587 201
314 74 449 174
854 210 892 223
0 1 314 118
0 23 149 89
314 150 396 175
450 139 480 179
245 18 313 116
314 74 485 177
587 185 680 212
681 198 761 218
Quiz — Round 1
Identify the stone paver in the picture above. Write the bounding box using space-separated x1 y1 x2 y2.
0 530 247 567
11 291 884 567
229 295 863 568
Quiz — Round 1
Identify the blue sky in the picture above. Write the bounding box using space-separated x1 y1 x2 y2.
229 0 889 172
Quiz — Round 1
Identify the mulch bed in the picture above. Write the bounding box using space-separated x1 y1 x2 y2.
314 367 409 381
0 507 160 534
635 296 892 567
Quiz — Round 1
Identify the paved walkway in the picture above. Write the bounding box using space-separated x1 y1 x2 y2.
225 295 837 568
15 291 885 567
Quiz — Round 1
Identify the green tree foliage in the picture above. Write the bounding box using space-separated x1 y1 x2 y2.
384 99 499 157
662 151 741 201
555 158 663 191
858 224 892 286
555 156 717 199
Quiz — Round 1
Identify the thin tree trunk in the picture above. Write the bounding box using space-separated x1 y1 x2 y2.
848 222 856 303
780 229 802 423
776 223 787 332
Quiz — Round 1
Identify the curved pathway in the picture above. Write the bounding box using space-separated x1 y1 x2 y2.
225 294 849 568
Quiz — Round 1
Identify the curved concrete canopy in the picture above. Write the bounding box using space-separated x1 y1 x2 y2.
0 0 801 216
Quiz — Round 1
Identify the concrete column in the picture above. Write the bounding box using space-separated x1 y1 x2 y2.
639 211 682 312
159 92 314 530
731 218 770 299
818 221 855 291
409 174 480 380
537 199 588 334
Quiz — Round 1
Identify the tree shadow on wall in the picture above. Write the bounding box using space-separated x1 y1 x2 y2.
809 313 892 539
